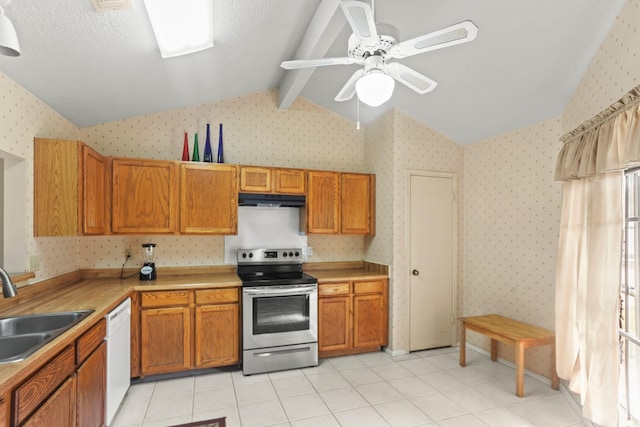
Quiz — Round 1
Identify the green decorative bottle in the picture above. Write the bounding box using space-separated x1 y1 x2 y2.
192 133 200 161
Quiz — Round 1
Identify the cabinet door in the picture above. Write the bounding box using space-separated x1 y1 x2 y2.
14 346 75 426
0 393 8 427
274 168 305 194
22 376 75 427
179 163 238 234
318 296 351 352
353 293 385 348
81 145 109 235
194 303 239 367
306 171 340 234
112 158 179 233
76 341 106 427
239 166 272 193
141 307 191 375
34 138 80 236
341 173 374 235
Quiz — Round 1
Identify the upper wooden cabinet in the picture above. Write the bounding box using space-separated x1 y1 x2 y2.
341 173 375 235
81 145 109 235
306 171 341 234
240 166 305 194
180 163 238 234
34 138 108 236
111 158 179 234
306 171 375 235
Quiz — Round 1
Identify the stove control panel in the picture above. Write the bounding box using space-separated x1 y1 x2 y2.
237 248 303 264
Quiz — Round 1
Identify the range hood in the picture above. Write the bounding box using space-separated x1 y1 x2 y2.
238 193 305 208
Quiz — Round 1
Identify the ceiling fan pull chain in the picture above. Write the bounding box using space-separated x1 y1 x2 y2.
356 98 361 130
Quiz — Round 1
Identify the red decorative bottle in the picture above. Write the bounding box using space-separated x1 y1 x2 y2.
181 132 189 161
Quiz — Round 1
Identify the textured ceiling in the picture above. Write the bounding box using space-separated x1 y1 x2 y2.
0 0 627 145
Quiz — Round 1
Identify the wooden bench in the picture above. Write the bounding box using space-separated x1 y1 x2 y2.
459 314 559 397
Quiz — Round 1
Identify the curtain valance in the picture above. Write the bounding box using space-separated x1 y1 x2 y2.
555 85 640 181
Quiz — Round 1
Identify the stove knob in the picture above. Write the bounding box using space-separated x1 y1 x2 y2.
295 251 300 257
241 253 247 258
248 252 253 258
289 251 294 257
282 252 288 257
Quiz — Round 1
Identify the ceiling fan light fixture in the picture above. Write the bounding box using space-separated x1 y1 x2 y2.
356 69 394 107
143 0 213 58
0 1 20 57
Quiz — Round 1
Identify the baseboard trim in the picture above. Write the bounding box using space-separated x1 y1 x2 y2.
383 347 409 357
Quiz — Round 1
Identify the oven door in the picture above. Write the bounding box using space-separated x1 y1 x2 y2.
242 284 318 350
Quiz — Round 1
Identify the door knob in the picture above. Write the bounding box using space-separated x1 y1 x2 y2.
412 269 419 276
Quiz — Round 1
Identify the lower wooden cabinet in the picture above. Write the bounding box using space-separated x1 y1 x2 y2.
9 316 107 427
194 288 240 368
138 288 240 376
141 306 191 375
22 376 76 427
0 393 8 427
76 341 106 427
318 278 388 358
13 346 75 426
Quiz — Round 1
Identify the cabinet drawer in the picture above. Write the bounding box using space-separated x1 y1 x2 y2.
14 345 75 425
141 291 190 308
353 280 383 294
195 288 239 305
319 282 350 296
76 318 106 364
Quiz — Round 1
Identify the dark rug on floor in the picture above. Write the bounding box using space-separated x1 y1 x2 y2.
169 417 226 427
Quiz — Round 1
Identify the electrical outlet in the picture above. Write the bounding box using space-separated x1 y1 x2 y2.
124 247 132 258
307 246 313 256
29 255 40 272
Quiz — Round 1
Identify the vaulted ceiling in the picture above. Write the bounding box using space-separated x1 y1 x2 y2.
0 0 626 144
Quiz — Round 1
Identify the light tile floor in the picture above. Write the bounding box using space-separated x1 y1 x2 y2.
112 347 588 427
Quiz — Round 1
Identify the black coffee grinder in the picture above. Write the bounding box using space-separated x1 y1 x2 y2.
139 243 157 281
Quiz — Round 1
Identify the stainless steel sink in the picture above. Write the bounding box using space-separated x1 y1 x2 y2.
0 310 94 364
0 333 52 363
0 310 93 337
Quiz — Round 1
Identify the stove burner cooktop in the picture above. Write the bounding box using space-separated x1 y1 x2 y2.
237 248 317 286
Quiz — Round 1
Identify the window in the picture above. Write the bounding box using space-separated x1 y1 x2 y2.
0 151 26 272
621 169 640 425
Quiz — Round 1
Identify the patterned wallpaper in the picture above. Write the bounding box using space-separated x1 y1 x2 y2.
77 90 367 268
562 0 640 133
0 71 79 282
463 118 563 377
364 110 465 353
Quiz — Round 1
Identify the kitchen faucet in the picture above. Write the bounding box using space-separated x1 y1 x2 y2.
0 267 18 298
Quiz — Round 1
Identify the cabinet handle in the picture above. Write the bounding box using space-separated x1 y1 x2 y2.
412 269 420 276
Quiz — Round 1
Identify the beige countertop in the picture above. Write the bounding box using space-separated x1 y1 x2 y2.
0 264 386 395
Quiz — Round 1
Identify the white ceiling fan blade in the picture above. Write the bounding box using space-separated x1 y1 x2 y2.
341 1 379 51
335 69 365 102
386 63 437 94
389 21 478 59
281 57 358 70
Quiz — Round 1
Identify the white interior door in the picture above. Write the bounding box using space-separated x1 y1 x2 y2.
409 173 456 351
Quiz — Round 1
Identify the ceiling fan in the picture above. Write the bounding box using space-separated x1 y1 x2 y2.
281 1 478 107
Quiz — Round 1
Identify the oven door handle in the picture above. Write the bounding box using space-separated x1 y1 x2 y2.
243 285 317 295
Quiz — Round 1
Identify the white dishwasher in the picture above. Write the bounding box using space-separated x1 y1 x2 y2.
105 297 131 426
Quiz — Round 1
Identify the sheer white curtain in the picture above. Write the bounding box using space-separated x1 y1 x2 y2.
555 86 640 427
555 173 622 427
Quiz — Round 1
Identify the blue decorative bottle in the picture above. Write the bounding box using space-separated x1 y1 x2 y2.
203 124 213 162
217 123 224 163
